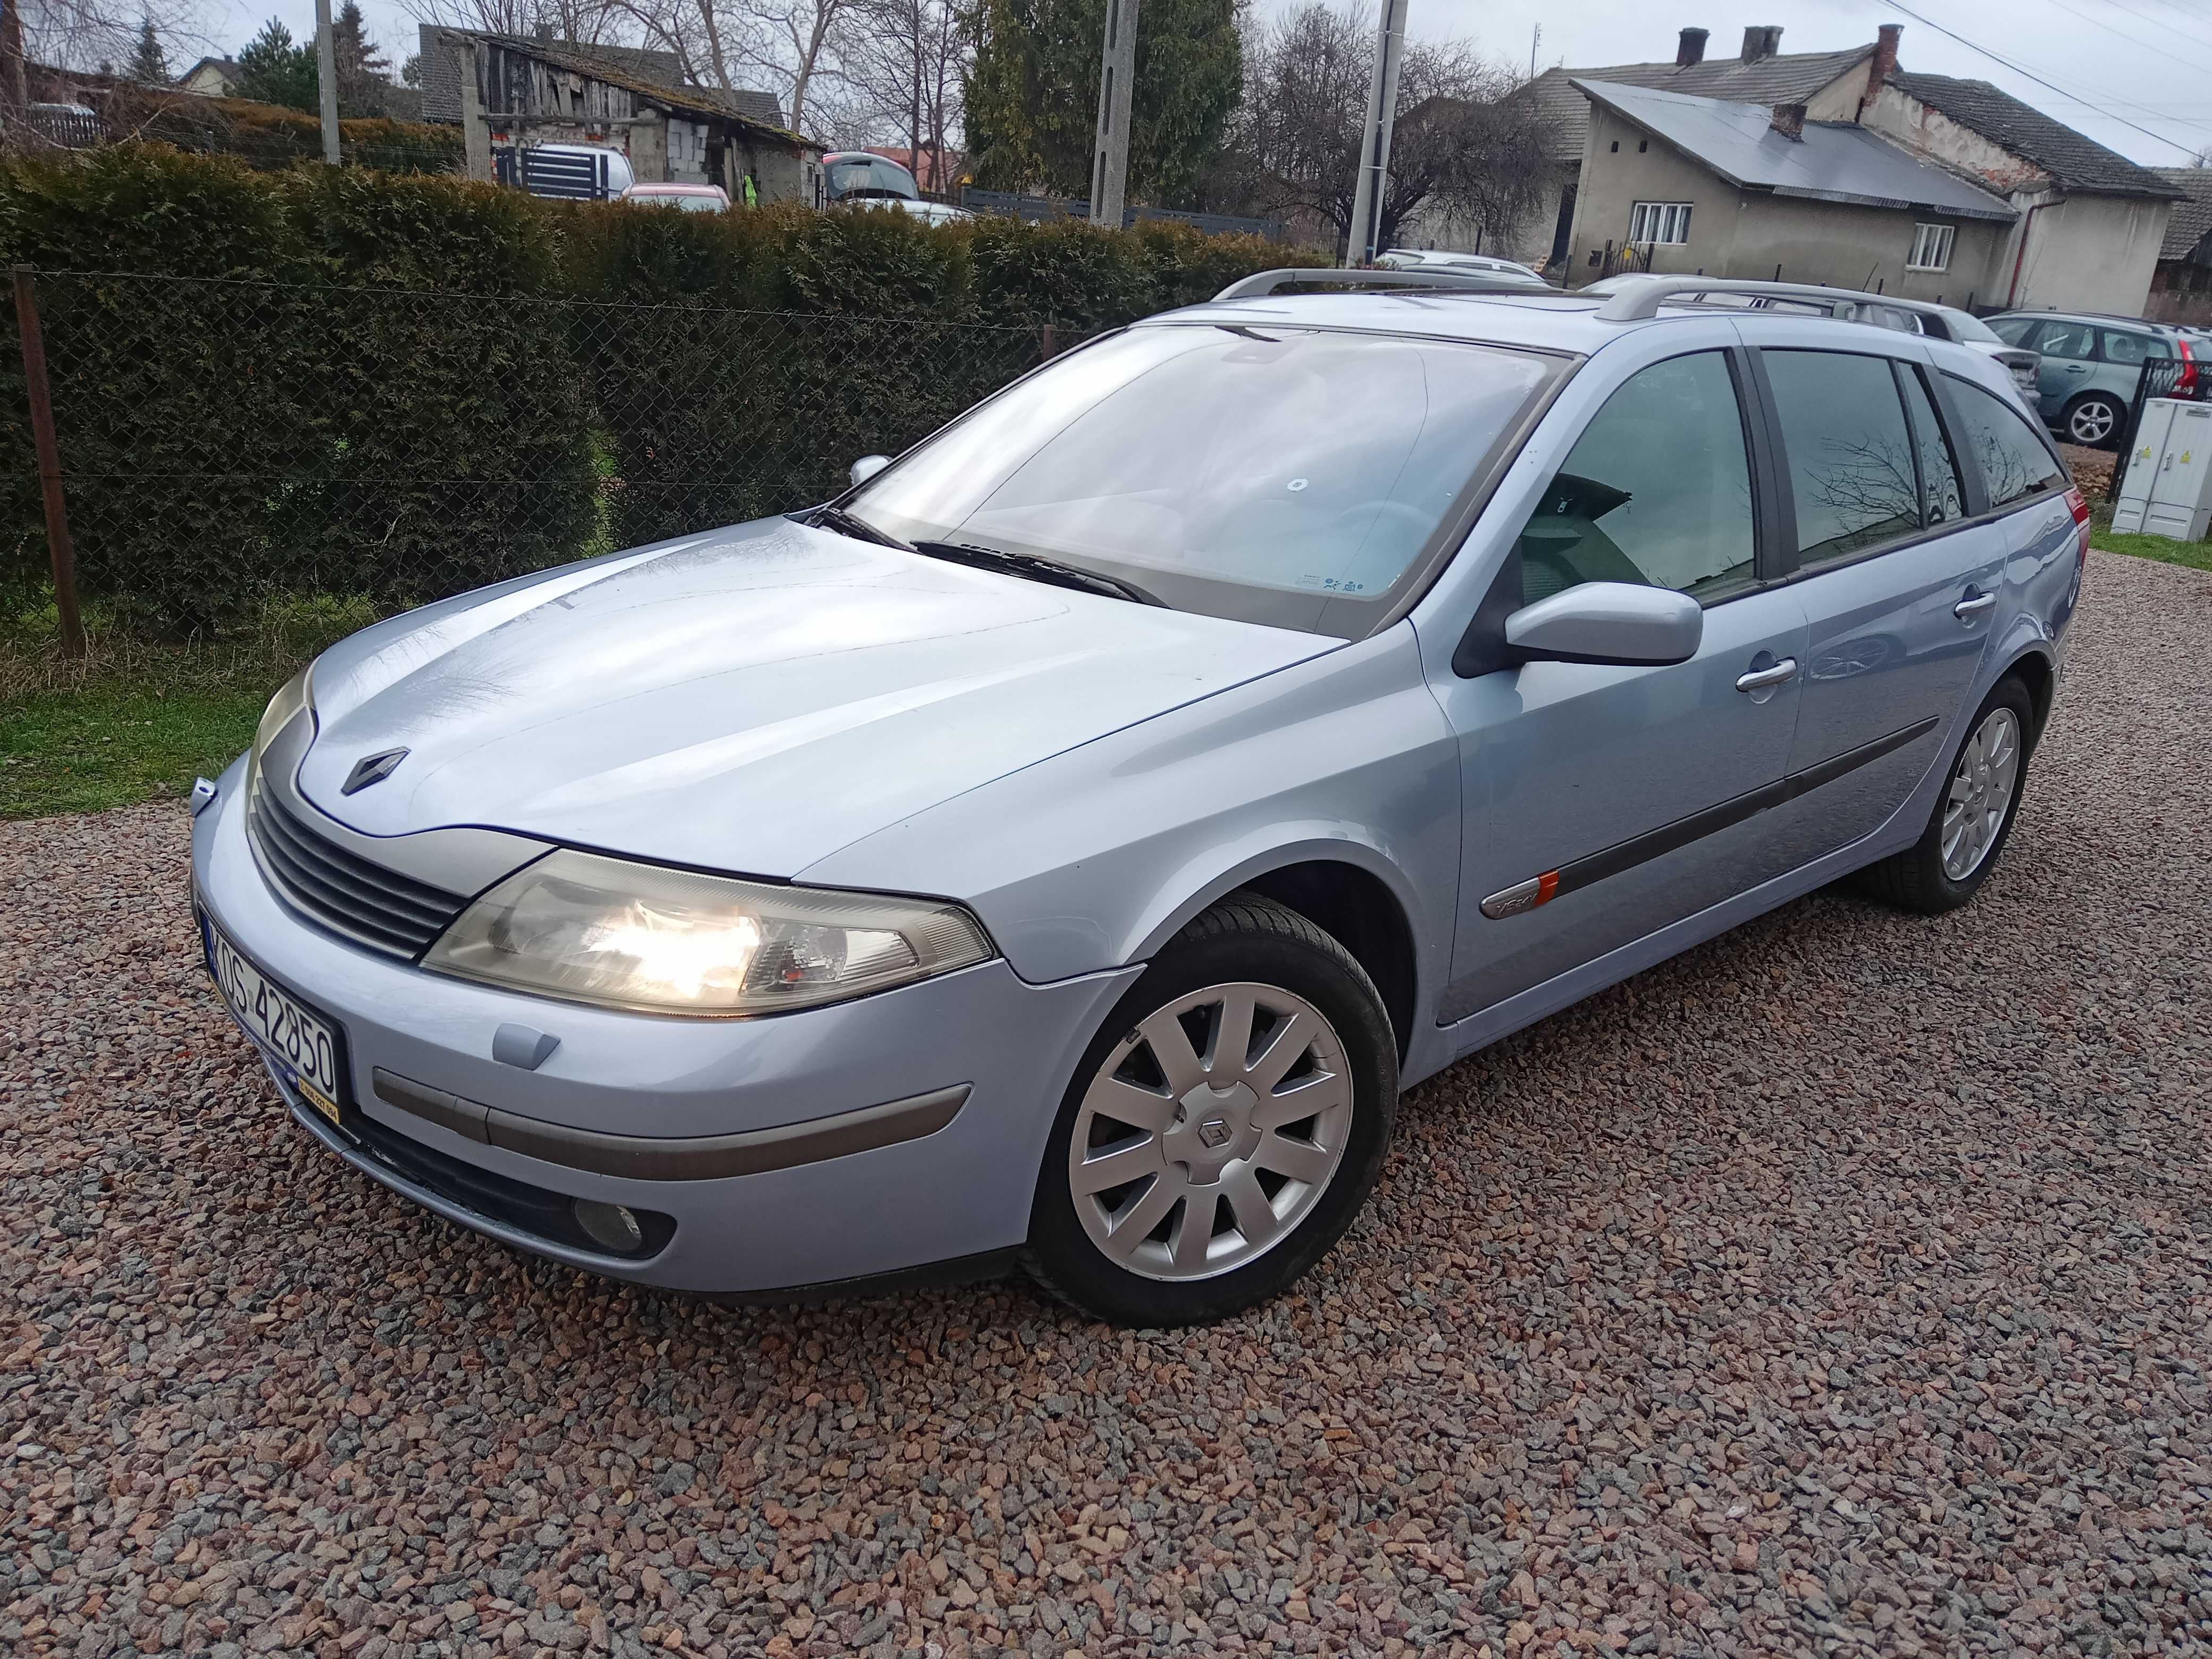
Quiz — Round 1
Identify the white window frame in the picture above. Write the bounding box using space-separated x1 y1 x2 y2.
1628 201 1693 246
1908 222 1955 272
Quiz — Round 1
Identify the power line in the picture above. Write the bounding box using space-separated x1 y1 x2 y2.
1875 0 2206 157
2081 0 2212 51
2031 0 2212 90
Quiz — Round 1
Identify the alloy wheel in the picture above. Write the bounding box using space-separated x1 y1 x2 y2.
1067 982 1353 1282
1941 706 2021 881
2068 399 2118 445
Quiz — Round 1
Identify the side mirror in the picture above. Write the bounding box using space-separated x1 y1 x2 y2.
1504 581 1703 666
849 454 891 488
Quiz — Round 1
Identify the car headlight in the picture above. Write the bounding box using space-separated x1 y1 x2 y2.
422 849 995 1017
243 666 313 798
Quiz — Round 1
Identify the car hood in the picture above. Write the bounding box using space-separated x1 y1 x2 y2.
297 517 1333 878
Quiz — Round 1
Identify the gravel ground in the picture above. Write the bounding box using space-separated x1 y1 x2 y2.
5 548 2211 1659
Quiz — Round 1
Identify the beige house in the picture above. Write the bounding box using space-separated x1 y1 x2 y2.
1561 80 2017 305
177 56 239 97
1491 22 2180 317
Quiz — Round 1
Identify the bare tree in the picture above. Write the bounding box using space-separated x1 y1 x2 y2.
1229 2 1546 255
13 0 201 78
834 0 962 183
397 0 630 50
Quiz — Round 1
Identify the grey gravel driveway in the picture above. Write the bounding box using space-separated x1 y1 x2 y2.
4 549 2210 1659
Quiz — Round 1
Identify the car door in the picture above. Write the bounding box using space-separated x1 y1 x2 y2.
1750 341 2010 860
1428 343 1811 1025
2026 319 2100 424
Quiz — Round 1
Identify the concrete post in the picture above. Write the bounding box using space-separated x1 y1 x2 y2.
314 0 341 165
1088 0 1138 228
460 39 492 183
1345 0 1409 266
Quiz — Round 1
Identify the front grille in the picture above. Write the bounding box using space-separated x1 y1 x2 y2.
247 784 468 959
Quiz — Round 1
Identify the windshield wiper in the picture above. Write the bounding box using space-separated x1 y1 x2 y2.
806 502 916 552
914 540 1161 606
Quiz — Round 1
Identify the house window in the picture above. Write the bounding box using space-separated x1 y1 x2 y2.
1909 223 1955 272
1629 202 1692 245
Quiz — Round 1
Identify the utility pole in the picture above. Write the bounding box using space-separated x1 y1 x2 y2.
1089 0 1138 228
314 0 341 165
1344 0 1409 266
1529 23 1540 78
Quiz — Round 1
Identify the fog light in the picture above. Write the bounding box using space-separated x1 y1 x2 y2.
574 1199 645 1254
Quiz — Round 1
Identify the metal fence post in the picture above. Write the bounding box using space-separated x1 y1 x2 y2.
12 265 84 658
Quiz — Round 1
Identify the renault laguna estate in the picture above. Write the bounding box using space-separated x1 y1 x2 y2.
191 272 2087 1327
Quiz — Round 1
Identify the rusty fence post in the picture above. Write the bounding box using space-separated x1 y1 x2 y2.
1040 323 1058 363
12 265 83 658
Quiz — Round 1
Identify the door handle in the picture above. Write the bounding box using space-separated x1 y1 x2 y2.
1735 657 1798 693
1954 591 1997 619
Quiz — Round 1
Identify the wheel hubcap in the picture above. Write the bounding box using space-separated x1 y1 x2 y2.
1941 707 2021 881
1068 982 1353 1282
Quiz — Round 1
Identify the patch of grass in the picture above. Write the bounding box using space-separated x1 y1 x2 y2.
1 591 384 819
2088 501 2212 572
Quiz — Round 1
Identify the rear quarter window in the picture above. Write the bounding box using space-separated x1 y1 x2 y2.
1945 375 2065 508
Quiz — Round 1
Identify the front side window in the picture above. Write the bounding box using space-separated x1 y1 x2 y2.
1946 376 2065 508
1511 350 1756 603
850 325 1559 634
1629 202 1692 245
1987 317 2037 346
1908 223 1955 272
2033 320 2098 362
1764 350 1921 565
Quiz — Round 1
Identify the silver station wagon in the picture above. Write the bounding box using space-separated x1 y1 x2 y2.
191 272 2088 1326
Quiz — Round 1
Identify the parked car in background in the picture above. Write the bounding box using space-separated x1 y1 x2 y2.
618 182 731 213
1379 249 1551 287
824 150 922 204
889 199 974 226
191 271 2085 1327
1984 311 2198 447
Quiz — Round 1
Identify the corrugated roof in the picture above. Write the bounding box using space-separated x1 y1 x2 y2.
1887 71 2184 200
1574 79 2017 222
1526 44 1873 163
2156 169 2212 261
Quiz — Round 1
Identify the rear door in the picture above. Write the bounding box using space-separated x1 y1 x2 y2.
1753 338 2013 859
2027 319 2100 422
1431 339 1809 1023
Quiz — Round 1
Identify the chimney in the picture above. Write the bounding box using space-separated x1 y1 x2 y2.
1741 24 1782 63
1677 27 1709 68
1770 102 1805 140
533 22 553 42
1866 23 1901 103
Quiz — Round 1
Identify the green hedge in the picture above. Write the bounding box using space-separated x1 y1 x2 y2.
0 145 1322 630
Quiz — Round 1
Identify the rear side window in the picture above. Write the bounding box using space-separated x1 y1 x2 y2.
2101 328 2170 366
1763 350 1921 565
1987 317 2037 346
1510 350 1756 602
1946 376 2066 508
1898 367 1965 527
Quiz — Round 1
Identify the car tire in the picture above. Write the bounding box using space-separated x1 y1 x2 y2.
1855 676 2035 915
1023 893 1397 1327
2062 391 2124 449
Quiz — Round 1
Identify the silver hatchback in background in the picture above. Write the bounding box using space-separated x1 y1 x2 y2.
192 271 2087 1326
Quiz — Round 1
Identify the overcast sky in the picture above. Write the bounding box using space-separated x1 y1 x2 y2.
193 0 2211 169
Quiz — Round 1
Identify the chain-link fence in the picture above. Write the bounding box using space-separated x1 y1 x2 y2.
1 269 1075 639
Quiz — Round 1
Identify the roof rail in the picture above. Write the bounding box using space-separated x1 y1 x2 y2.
1211 267 1540 303
1592 275 1904 323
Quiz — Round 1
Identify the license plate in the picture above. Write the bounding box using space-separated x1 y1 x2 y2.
204 918 347 1126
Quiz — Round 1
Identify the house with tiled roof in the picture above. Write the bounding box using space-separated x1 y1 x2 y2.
2149 169 2212 325
1534 22 2181 316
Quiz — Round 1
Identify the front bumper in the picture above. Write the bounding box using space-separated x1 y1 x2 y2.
191 757 1138 1295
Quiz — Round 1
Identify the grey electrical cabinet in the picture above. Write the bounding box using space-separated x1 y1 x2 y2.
2113 398 2212 543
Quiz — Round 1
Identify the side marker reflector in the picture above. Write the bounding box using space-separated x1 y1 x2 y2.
1480 869 1560 920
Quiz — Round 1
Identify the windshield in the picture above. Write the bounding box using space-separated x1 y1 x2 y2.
847 324 1559 635
826 157 917 200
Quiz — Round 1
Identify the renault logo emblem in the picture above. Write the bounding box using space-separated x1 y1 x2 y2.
341 748 409 794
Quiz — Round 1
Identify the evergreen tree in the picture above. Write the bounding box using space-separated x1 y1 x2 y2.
332 1 392 116
963 0 1241 206
234 18 320 113
125 18 170 85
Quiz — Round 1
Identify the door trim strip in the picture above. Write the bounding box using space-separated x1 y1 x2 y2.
1479 716 1940 920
